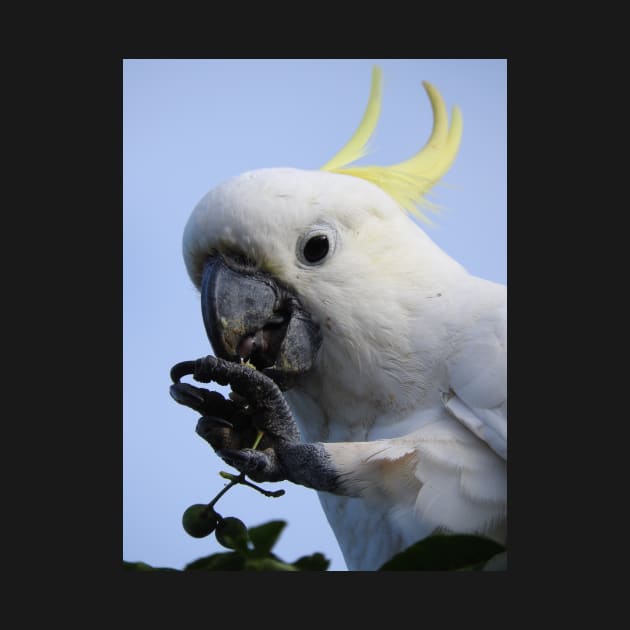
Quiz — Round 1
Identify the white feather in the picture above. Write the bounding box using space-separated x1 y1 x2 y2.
443 297 507 460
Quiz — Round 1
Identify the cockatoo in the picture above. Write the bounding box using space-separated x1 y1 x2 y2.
170 67 507 571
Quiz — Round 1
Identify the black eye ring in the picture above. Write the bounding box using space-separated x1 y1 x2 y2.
303 234 329 264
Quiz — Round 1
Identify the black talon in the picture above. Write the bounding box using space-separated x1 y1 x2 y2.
169 383 206 406
170 361 197 384
196 416 236 447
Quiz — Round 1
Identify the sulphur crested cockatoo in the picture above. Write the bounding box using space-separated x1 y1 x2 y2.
170 67 507 571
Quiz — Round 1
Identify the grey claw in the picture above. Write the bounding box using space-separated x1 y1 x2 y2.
196 416 235 446
170 361 197 383
169 383 205 407
217 448 284 483
217 448 253 471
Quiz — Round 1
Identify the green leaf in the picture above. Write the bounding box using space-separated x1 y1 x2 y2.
123 561 179 572
247 520 287 555
292 552 330 571
184 551 245 571
244 557 298 571
379 534 506 571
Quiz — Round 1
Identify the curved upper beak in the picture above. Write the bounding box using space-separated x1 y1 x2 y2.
200 253 322 390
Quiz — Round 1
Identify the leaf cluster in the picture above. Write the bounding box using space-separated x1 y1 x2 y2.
124 520 329 572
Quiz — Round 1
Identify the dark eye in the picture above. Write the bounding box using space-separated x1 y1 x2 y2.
296 223 338 266
303 235 329 264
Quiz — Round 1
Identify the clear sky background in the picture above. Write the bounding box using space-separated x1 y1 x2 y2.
123 59 506 571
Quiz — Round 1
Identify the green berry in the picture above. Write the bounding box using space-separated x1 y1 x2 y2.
215 516 249 550
182 504 217 538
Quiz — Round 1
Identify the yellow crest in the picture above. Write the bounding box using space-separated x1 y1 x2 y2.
321 66 463 223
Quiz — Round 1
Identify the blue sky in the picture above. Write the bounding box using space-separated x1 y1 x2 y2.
123 59 506 571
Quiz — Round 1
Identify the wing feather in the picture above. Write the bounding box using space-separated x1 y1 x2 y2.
444 304 507 460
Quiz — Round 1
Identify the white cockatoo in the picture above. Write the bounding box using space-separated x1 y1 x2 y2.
170 67 506 571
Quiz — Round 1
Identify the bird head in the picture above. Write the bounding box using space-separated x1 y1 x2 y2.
181 67 464 395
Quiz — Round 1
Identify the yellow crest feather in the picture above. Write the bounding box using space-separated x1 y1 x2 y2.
320 66 383 172
321 67 463 223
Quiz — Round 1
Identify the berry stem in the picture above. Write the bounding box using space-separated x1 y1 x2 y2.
251 429 264 451
207 476 240 510
239 477 286 498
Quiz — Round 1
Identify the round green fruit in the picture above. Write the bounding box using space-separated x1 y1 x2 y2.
215 516 249 550
182 504 217 538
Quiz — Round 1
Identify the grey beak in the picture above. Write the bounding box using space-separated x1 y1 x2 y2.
200 253 322 390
